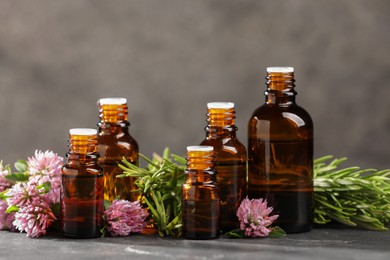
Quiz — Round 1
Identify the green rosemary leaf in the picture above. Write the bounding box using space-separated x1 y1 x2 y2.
118 150 186 237
139 153 159 169
314 155 334 164
352 219 388 231
225 229 245 238
314 156 390 230
144 197 159 221
324 211 357 227
172 154 187 166
316 198 343 212
162 147 170 160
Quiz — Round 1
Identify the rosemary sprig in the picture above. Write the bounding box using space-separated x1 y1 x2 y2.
314 156 390 230
117 148 186 237
119 150 390 234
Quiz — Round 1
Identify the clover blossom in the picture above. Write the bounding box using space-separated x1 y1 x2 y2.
237 197 279 237
0 161 13 192
1 162 16 231
27 150 63 178
0 200 16 232
13 198 56 237
5 181 42 209
104 200 149 236
27 150 63 207
2 150 63 237
0 200 9 230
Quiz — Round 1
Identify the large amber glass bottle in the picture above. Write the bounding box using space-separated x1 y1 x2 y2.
97 98 139 201
61 128 104 238
182 146 220 239
200 102 246 233
248 67 313 233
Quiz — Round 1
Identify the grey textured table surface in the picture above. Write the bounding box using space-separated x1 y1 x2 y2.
0 227 389 260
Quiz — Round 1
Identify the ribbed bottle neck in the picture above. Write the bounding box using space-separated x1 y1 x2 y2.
205 103 237 138
265 70 297 105
98 103 128 123
68 133 98 155
186 148 214 171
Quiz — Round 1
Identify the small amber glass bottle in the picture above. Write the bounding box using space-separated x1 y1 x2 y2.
97 98 139 201
248 67 314 233
61 128 104 238
200 102 246 233
182 146 220 239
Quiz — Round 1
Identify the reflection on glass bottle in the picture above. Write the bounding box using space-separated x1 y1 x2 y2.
61 128 104 238
182 146 220 239
200 102 246 233
97 98 139 201
248 67 314 233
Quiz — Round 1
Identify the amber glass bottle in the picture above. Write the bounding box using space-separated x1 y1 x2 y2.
61 128 104 238
182 146 220 239
97 98 139 201
247 67 313 233
200 102 246 233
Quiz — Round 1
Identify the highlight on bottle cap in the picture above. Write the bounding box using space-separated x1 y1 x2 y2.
69 128 97 136
98 98 127 105
187 146 214 152
266 67 294 73
207 102 235 109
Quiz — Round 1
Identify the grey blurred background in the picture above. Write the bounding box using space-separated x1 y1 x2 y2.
0 0 389 169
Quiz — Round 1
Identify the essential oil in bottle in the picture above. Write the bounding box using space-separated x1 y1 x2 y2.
247 67 314 233
61 128 104 238
200 102 246 233
182 146 220 239
97 98 139 201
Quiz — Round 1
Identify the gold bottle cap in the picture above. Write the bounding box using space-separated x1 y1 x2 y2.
69 128 97 136
267 67 294 73
187 146 214 152
98 97 127 105
207 102 234 109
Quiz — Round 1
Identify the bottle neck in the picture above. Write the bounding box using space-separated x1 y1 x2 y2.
98 103 131 133
265 71 296 106
186 150 214 171
67 134 99 163
98 121 130 133
99 103 128 123
205 107 237 138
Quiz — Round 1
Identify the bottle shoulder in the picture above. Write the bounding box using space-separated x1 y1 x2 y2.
97 134 139 163
62 164 103 176
98 132 138 150
249 103 313 127
200 138 247 161
248 104 313 140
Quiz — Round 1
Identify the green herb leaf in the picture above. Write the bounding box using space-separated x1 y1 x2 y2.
118 148 186 237
269 226 287 238
4 172 29 182
36 182 51 194
51 203 61 216
104 200 112 210
313 156 390 231
225 229 245 238
14 160 28 173
6 205 19 213
0 190 10 201
100 216 107 237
